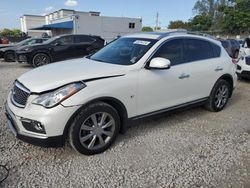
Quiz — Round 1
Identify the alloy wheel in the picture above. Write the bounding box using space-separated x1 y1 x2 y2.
79 112 115 150
215 84 229 108
33 54 49 66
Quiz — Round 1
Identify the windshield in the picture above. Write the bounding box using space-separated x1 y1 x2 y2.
88 38 156 65
17 38 34 46
17 38 44 46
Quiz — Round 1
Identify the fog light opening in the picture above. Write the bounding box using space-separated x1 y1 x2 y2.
21 118 46 134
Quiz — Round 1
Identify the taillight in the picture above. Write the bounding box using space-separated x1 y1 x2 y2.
232 59 238 64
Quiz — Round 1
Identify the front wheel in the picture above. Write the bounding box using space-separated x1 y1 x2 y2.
4 51 15 62
32 53 50 67
205 79 230 112
69 102 120 155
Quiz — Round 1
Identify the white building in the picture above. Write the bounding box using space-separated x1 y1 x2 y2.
20 9 142 42
20 15 47 37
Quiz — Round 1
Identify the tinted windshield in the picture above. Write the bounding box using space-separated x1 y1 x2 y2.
17 38 44 46
89 38 156 65
17 38 34 46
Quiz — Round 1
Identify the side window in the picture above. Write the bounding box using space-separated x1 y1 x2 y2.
56 36 74 45
35 39 42 44
184 39 214 62
26 39 38 45
211 43 221 57
152 39 184 66
75 36 95 43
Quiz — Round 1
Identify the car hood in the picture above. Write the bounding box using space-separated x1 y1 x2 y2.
0 45 18 51
17 58 128 93
0 44 14 49
17 43 47 51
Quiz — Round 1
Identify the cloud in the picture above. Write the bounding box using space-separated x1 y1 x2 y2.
64 0 78 7
44 6 54 12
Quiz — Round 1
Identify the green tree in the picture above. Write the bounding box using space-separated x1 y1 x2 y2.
142 26 153 32
12 29 21 36
0 29 13 37
190 14 213 31
168 20 190 29
0 28 21 37
193 0 217 17
192 0 233 31
220 0 250 34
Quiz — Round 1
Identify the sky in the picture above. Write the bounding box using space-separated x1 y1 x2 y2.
0 0 197 29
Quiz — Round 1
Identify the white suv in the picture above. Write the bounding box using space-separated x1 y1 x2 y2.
237 55 250 79
5 32 237 155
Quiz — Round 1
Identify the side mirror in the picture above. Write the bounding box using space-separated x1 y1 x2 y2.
148 57 171 70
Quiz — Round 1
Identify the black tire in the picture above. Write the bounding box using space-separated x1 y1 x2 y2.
204 79 231 112
32 53 51 67
69 102 120 155
4 51 15 62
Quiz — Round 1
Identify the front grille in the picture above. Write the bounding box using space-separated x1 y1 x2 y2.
11 82 30 108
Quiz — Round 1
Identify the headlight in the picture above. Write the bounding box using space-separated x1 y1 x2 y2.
32 82 86 108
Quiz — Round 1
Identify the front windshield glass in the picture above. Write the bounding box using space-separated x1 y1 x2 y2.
17 38 33 46
89 38 156 65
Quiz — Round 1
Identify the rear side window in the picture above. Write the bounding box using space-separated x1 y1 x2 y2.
183 39 214 62
152 39 184 66
75 36 95 43
211 43 221 57
54 36 74 45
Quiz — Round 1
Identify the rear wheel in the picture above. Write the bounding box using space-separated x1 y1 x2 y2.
69 102 120 155
205 79 230 112
32 53 50 67
4 51 15 62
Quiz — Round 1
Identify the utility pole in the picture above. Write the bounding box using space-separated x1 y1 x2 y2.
155 12 159 31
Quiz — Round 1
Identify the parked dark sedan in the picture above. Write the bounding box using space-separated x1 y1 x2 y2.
16 34 105 67
0 38 48 62
220 39 241 58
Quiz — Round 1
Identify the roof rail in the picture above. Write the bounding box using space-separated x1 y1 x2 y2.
187 31 217 40
155 29 187 39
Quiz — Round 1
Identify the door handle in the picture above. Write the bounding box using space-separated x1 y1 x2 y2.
179 73 190 79
215 67 223 72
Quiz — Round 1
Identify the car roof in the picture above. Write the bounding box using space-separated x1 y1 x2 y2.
56 34 96 37
123 30 220 45
123 30 187 40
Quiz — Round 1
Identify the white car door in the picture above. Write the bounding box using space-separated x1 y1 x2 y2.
136 39 196 116
181 38 223 100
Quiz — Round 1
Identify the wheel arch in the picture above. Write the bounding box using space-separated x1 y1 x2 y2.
3 50 15 61
62 97 129 144
217 74 234 98
3 50 15 57
4 49 15 54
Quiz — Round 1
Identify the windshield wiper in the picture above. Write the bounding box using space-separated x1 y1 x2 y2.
89 57 106 63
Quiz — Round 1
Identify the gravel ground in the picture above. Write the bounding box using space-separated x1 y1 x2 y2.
0 60 249 188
